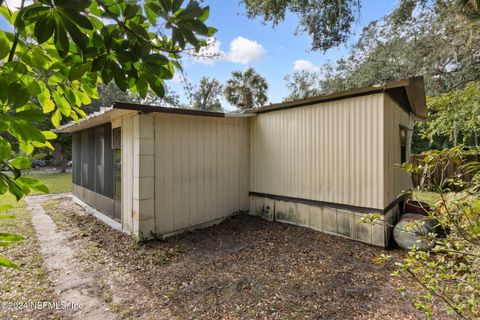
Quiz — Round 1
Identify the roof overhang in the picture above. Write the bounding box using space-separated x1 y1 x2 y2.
55 102 256 133
55 107 137 133
250 76 428 120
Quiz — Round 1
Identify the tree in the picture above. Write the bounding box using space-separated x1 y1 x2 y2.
419 82 480 147
0 0 215 267
240 0 361 51
284 70 323 101
282 1 480 151
224 68 268 110
192 77 223 112
241 0 479 52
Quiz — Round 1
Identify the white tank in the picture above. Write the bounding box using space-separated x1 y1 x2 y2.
393 213 436 250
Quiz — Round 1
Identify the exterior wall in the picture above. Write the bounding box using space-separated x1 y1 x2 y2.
383 93 412 207
152 114 250 236
250 93 385 210
121 115 135 234
249 195 395 247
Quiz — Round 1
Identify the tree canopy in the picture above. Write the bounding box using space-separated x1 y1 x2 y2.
224 68 268 110
0 0 215 201
192 77 223 112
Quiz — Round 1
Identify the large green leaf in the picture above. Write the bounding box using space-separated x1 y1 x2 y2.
0 256 19 268
35 14 55 44
0 31 10 59
0 137 11 161
17 177 49 194
10 157 31 170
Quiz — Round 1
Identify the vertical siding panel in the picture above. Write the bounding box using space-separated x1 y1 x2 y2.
250 94 385 209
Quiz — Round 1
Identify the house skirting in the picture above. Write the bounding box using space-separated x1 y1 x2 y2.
72 184 116 220
249 194 401 247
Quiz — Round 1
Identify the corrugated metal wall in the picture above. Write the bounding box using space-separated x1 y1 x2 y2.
153 114 250 234
250 94 385 210
383 94 411 207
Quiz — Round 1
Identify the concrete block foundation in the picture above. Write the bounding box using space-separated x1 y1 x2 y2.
249 195 398 247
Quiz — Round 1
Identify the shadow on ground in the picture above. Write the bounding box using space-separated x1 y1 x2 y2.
42 197 425 319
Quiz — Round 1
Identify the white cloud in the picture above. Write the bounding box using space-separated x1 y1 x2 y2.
293 59 321 73
225 36 266 64
192 36 266 66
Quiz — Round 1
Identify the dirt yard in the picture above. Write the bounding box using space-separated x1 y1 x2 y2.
8 196 431 320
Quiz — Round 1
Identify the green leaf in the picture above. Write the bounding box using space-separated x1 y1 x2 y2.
124 4 140 19
0 137 11 161
176 1 203 20
17 177 49 194
21 6 49 22
143 53 169 65
52 91 71 116
7 83 30 107
63 17 88 50
144 4 157 25
42 131 57 140
0 256 19 268
0 204 14 211
10 157 31 170
69 62 91 81
0 233 24 242
136 76 148 98
15 109 45 122
35 14 55 44
62 9 93 30
51 108 61 127
110 61 128 91
198 6 209 22
0 31 10 59
146 75 165 97
54 19 69 57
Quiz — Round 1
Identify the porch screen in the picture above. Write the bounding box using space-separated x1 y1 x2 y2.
72 123 115 199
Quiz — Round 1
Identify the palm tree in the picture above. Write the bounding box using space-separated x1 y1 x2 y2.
224 68 268 110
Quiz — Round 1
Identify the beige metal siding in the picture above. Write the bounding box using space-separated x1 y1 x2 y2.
121 116 134 233
250 94 385 210
383 94 411 207
153 114 250 234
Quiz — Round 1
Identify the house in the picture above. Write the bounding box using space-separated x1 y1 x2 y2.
56 77 427 246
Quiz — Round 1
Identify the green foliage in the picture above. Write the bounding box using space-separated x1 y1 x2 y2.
241 0 479 52
282 1 480 97
419 82 480 147
0 0 214 199
192 77 222 112
0 0 215 267
224 68 268 110
384 146 480 319
240 0 361 51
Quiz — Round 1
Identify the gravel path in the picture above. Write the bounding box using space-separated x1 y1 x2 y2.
26 194 116 320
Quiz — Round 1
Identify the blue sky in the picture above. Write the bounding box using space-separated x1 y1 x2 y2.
173 0 399 109
0 0 399 110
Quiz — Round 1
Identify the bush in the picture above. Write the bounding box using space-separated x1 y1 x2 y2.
373 146 480 319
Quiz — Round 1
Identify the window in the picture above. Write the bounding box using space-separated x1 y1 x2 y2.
112 128 121 149
400 126 407 163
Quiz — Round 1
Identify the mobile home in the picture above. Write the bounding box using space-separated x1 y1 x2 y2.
57 77 427 246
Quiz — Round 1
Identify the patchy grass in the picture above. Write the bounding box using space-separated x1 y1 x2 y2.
41 198 435 319
0 199 63 319
412 191 442 205
26 173 72 195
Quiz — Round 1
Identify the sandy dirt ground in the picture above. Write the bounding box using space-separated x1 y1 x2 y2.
18 196 444 320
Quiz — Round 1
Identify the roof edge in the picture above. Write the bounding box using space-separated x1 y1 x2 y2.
251 77 427 119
